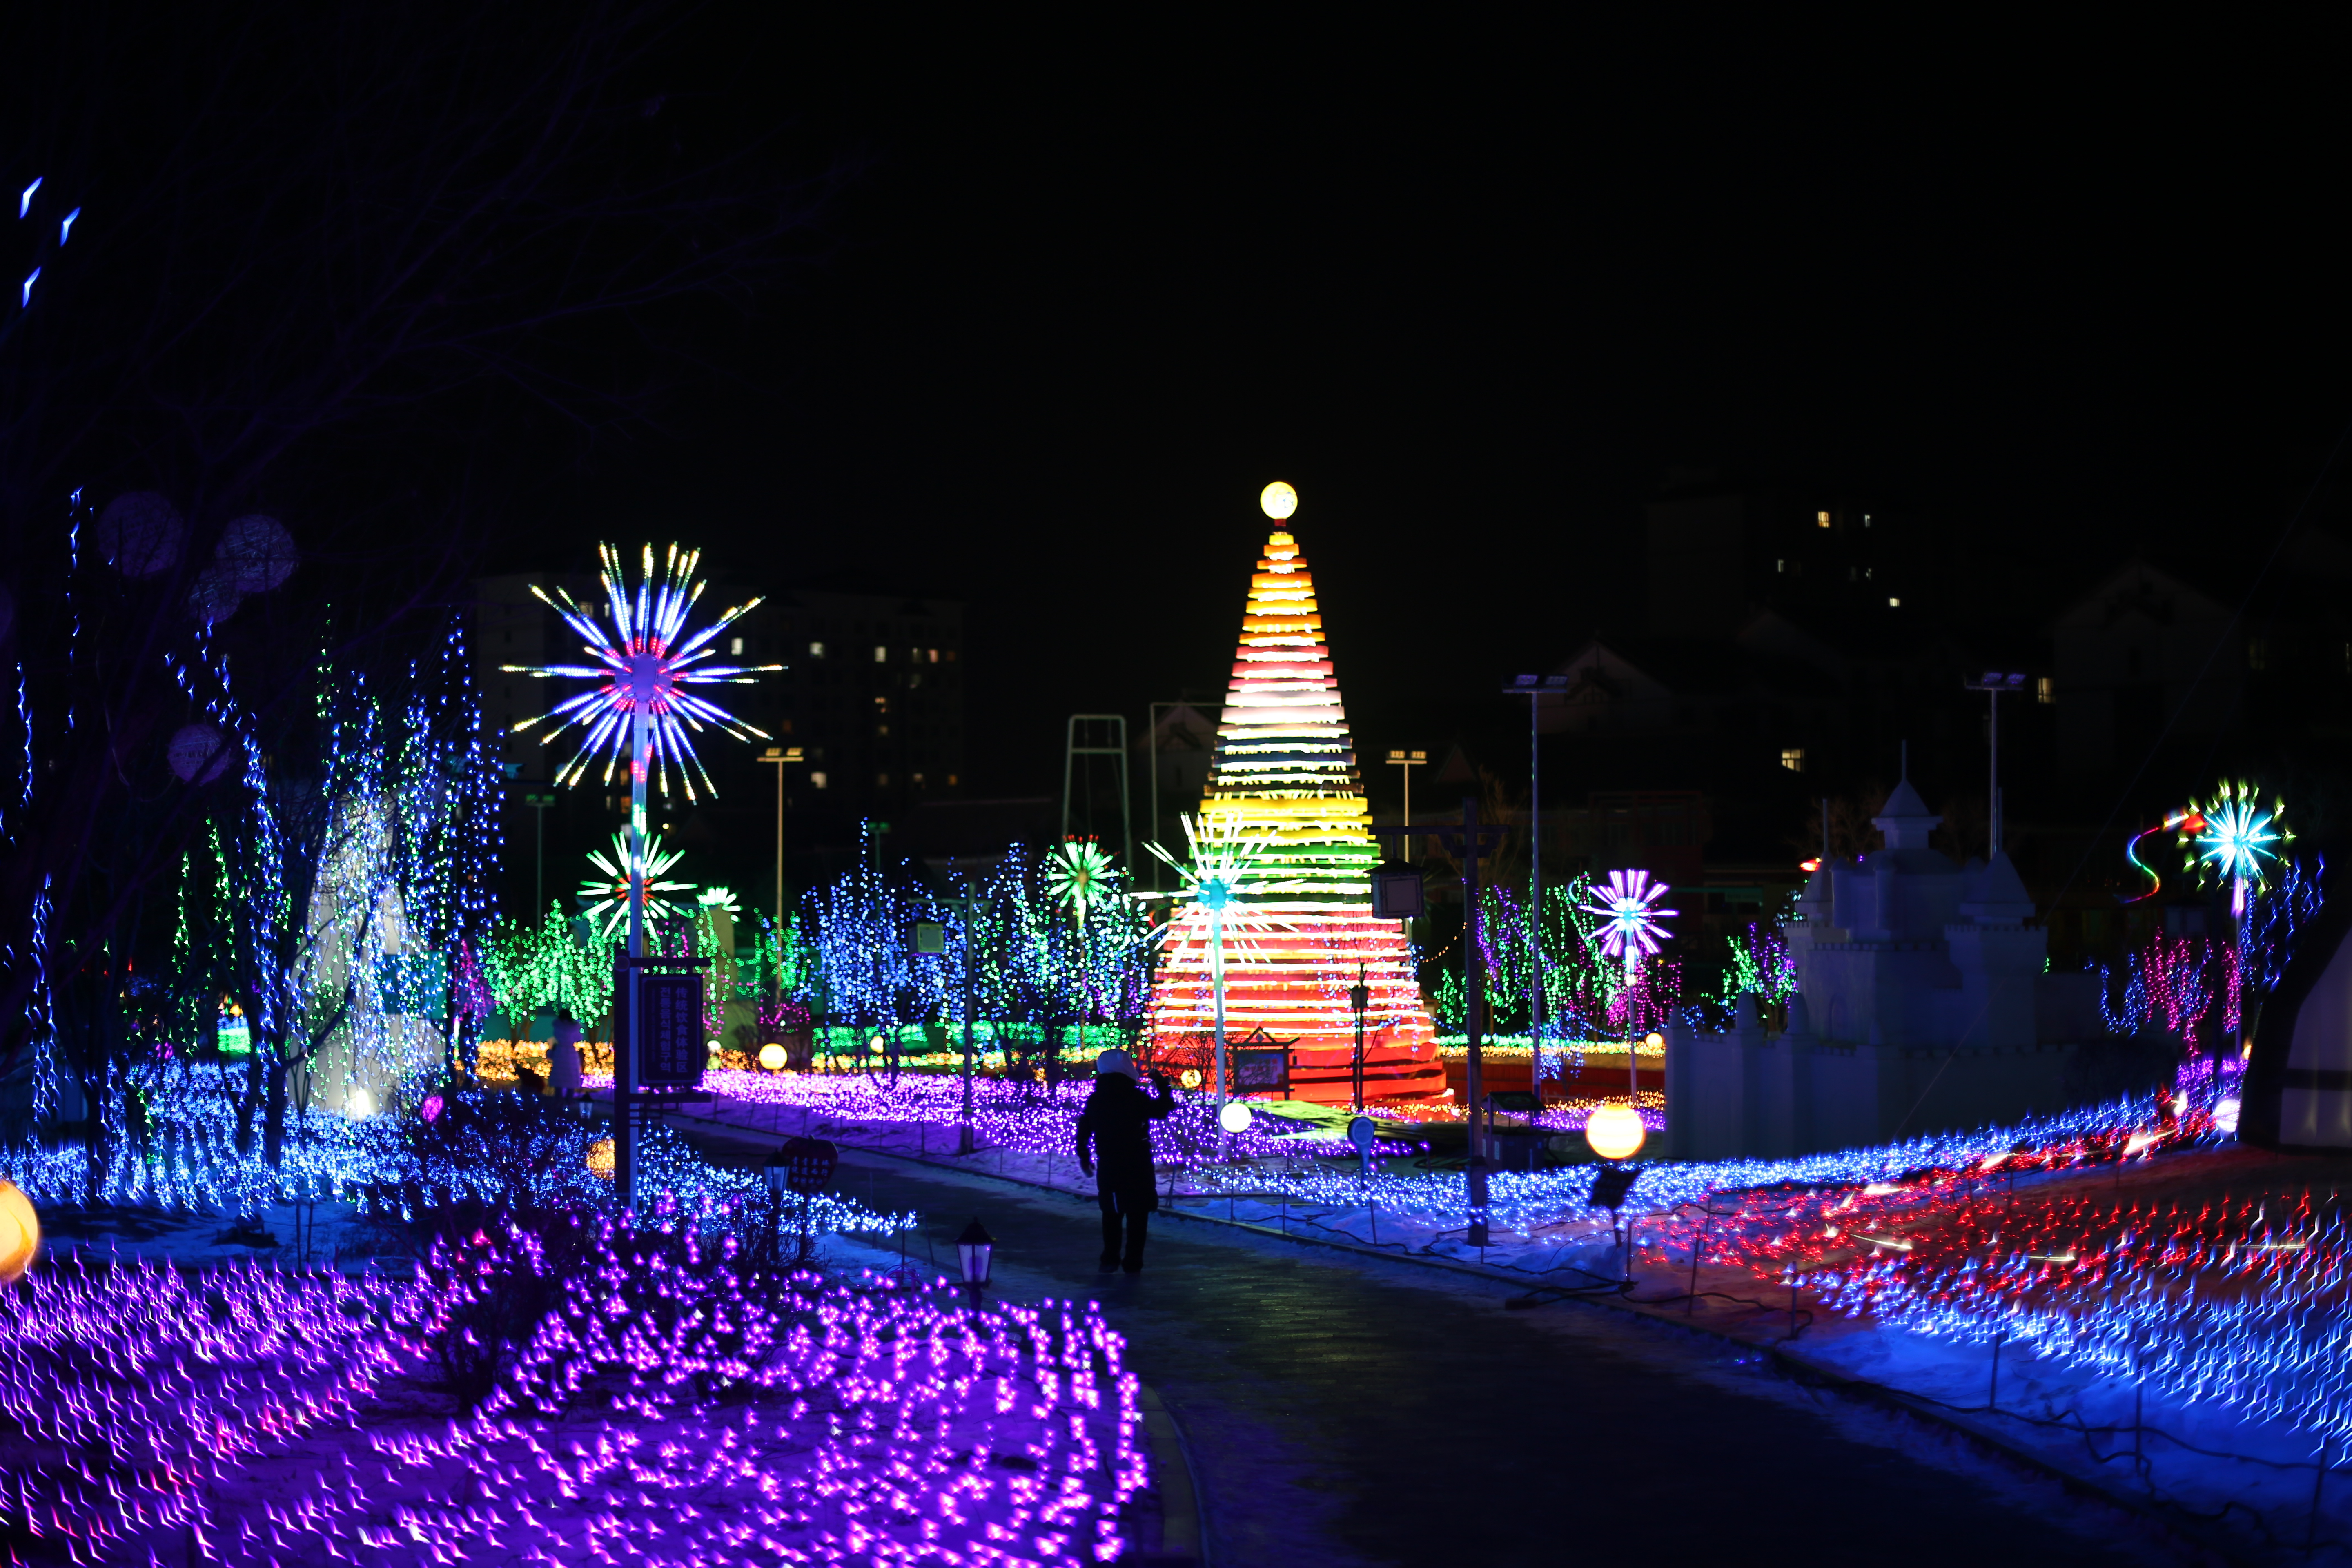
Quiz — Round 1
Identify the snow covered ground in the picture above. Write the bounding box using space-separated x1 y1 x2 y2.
673 1074 2352 1557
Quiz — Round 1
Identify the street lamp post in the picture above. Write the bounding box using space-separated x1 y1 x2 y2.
1348 963 1370 1114
522 789 558 915
759 746 805 930
1962 673 2028 855
1372 797 1508 1247
1385 750 1427 860
1503 676 1567 1102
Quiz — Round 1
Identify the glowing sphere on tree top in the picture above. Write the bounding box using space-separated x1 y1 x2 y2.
1585 1105 1646 1161
1259 481 1298 520
0 1181 38 1284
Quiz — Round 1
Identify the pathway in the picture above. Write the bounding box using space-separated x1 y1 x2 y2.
810 1147 2181 1568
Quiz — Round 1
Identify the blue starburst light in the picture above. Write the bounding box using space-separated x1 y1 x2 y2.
504 542 781 801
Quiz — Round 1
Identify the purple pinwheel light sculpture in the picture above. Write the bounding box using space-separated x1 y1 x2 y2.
1580 867 1678 981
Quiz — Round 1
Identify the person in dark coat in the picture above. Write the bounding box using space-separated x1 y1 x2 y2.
1075 1049 1174 1273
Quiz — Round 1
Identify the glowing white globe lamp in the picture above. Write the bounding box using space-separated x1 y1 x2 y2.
758 1042 787 1072
0 1181 37 1284
1259 481 1298 521
1218 1101 1254 1134
344 1087 376 1120
1585 1104 1646 1161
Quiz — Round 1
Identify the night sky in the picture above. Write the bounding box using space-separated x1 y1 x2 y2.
33 13 2330 806
493 22 2352 802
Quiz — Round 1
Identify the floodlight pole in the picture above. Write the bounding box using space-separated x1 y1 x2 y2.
526 792 555 918
1349 964 1370 1114
1962 673 2028 857
1503 678 1566 1103
1373 797 1508 1247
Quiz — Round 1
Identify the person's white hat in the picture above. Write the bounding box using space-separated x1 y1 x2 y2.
1094 1049 1136 1079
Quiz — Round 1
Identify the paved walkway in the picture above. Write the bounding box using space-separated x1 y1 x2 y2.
824 1149 2178 1568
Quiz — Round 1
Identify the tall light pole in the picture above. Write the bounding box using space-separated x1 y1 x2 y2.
522 789 558 915
759 746 805 929
1503 676 1567 1099
1372 799 1508 1248
1385 751 1426 859
1963 672 2028 855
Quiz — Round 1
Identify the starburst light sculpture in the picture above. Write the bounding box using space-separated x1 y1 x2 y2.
1142 813 1310 1110
2183 780 2290 920
1580 867 1678 976
1046 839 1120 927
580 830 695 943
509 541 778 1203
504 541 781 804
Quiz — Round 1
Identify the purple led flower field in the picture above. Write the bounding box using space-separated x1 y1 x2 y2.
0 1218 1147 1565
647 1069 1423 1165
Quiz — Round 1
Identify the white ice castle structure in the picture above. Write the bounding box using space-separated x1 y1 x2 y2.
1667 778 2130 1159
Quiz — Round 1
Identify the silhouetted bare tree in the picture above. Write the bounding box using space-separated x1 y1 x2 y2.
0 2 841 1160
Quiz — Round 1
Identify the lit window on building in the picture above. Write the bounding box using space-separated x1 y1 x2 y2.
878 772 890 787
1887 597 1900 608
2249 637 2270 671
873 646 887 662
1780 748 1806 773
729 636 744 655
810 771 828 789
1817 510 1831 528
808 641 825 658
1775 559 1786 574
2036 676 2055 705
913 772 926 787
1863 514 1872 527
927 648 939 663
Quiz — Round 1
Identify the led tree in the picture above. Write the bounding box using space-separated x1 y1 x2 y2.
1145 813 1309 1118
506 542 778 1198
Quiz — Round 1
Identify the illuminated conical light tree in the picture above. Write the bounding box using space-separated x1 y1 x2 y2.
1145 490 1445 1102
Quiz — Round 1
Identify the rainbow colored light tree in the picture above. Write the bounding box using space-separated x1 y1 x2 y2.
506 542 778 1200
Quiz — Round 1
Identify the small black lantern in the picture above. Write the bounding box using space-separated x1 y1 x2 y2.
1370 860 1424 920
955 1217 995 1306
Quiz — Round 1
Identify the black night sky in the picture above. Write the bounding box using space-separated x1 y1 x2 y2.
497 19 2352 807
20 12 2352 830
